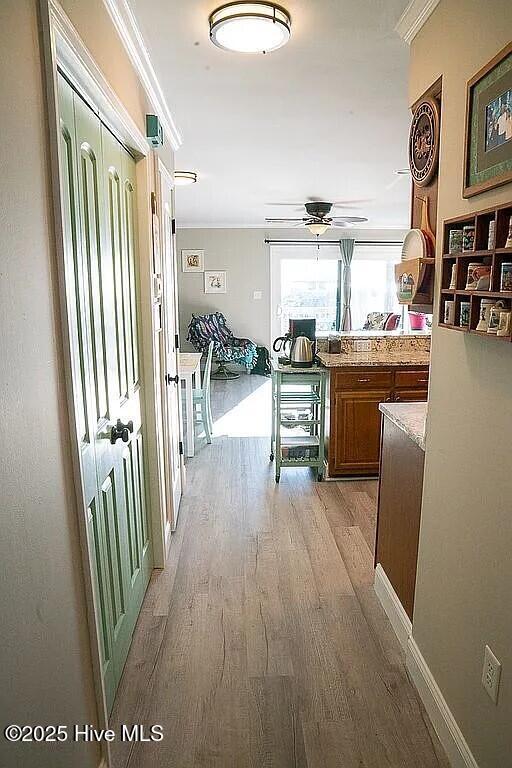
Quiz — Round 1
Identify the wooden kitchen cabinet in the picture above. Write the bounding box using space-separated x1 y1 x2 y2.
326 365 428 477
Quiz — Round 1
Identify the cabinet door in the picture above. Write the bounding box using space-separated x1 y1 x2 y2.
331 389 390 475
393 389 428 403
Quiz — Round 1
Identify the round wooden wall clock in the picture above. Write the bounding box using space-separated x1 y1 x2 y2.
408 97 440 187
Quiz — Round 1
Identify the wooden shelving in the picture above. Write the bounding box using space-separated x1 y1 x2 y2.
438 201 512 341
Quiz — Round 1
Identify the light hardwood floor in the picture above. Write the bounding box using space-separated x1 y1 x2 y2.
111 374 448 768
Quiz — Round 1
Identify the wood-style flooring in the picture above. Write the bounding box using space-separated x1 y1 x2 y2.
111 374 448 768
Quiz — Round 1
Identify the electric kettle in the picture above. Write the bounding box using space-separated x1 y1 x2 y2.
290 336 315 368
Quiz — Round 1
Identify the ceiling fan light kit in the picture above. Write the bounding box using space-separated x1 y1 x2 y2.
209 2 292 54
174 171 198 186
265 200 368 236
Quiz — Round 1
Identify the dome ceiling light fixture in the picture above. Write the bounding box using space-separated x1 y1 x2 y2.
174 171 198 186
307 222 329 236
209 2 292 54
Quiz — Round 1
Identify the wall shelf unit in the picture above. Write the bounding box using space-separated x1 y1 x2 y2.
439 202 512 341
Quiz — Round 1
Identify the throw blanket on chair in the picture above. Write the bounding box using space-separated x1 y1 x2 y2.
187 312 258 371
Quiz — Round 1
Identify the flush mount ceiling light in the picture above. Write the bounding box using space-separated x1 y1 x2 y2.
174 171 198 186
209 2 292 54
307 222 329 236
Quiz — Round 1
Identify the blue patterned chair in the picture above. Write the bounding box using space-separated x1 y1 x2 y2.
187 312 258 380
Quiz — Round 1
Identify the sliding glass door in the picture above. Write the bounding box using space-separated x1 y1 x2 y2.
270 243 402 343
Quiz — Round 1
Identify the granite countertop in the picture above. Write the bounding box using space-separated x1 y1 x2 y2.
379 402 427 451
316 351 431 368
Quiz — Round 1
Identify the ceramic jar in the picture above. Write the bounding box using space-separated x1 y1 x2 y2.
449 263 457 289
449 229 463 254
488 220 496 250
462 225 476 252
487 301 506 334
444 300 455 325
497 311 512 337
476 299 496 332
459 301 470 328
465 262 483 290
500 263 512 291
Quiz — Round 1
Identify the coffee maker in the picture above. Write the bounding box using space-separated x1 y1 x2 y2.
273 318 317 366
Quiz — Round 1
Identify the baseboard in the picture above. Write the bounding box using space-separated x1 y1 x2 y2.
373 563 412 651
406 638 479 768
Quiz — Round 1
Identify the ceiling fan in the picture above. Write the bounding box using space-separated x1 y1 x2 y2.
265 200 368 235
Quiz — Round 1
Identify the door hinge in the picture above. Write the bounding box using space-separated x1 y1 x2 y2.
175 332 180 350
179 441 184 456
165 373 179 385
171 218 176 235
151 192 157 215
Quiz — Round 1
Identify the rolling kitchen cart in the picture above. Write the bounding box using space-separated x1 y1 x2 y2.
270 359 327 482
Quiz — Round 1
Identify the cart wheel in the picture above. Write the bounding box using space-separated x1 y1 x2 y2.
317 472 323 482
269 453 274 462
275 474 280 483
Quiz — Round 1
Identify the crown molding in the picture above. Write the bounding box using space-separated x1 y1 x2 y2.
395 0 441 44
102 0 183 150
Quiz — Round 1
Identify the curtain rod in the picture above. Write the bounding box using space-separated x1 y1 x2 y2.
264 239 403 246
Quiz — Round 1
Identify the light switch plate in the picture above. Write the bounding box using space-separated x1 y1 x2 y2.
253 290 262 300
354 339 371 352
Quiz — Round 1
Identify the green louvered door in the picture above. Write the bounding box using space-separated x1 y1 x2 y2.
58 74 152 713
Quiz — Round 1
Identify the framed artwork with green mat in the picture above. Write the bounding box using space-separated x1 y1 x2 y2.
464 41 512 198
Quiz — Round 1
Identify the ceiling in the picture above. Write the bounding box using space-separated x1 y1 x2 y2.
129 0 412 228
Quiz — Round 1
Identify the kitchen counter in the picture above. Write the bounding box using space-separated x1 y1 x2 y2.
379 402 427 451
317 350 431 368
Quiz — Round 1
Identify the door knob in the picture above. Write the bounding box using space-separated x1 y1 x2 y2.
165 373 179 385
110 418 134 444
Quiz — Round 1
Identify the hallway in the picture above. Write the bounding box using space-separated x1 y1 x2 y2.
111 375 447 768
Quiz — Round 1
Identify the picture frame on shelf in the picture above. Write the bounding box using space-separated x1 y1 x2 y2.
463 42 512 198
181 249 204 273
204 270 227 294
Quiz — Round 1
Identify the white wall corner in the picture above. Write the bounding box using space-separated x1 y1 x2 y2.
102 0 182 150
395 0 441 44
373 563 412 651
406 638 480 768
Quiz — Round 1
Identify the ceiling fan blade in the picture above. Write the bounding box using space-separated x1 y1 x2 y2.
331 198 374 206
331 216 369 225
265 217 306 223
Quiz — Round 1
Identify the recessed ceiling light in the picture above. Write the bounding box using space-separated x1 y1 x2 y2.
174 171 198 186
209 2 292 54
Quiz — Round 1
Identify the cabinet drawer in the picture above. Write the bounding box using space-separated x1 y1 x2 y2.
394 369 429 389
335 369 393 390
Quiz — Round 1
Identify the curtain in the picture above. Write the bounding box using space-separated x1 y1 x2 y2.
339 238 355 331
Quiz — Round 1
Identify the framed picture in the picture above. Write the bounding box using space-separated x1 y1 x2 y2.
181 249 204 272
463 42 512 198
204 270 227 294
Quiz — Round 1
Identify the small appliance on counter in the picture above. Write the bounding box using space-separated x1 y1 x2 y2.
273 318 316 367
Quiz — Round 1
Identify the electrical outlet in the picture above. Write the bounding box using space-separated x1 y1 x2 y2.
354 339 371 352
482 645 502 704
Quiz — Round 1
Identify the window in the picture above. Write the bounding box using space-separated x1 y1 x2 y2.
271 243 402 340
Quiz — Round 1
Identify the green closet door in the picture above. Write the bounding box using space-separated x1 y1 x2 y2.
57 73 151 713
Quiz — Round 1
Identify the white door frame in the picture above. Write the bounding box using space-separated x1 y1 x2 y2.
155 157 186 536
39 1 171 761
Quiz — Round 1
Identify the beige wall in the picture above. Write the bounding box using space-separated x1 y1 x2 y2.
410 3 512 766
0 1 167 766
176 227 406 350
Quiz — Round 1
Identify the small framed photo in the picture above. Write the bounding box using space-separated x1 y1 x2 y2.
463 42 512 198
181 249 204 272
204 270 227 294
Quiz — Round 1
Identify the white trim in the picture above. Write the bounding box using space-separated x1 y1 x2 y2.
102 0 182 150
406 638 480 768
395 0 441 44
98 760 108 768
49 0 148 156
373 563 412 651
